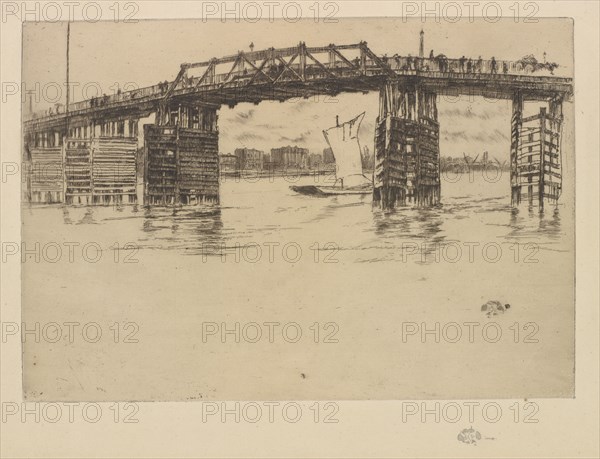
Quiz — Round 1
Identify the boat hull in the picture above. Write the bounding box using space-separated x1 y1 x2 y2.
290 185 372 196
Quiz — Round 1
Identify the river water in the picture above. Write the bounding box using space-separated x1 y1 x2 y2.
21 171 575 401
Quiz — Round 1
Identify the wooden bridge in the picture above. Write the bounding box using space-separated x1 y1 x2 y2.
22 41 573 208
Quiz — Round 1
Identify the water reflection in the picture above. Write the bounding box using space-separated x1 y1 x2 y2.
372 206 445 240
505 203 563 241
24 175 569 263
539 207 562 239
140 206 224 254
61 206 98 225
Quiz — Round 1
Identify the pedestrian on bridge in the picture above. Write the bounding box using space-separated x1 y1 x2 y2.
503 62 509 74
490 57 497 74
435 55 447 73
459 56 466 72
477 56 483 73
467 58 473 73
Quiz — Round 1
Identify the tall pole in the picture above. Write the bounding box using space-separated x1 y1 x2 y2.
62 21 70 203
419 29 424 58
66 21 70 116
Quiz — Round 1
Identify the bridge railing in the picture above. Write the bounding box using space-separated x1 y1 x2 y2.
384 56 556 76
28 82 165 121
184 61 388 89
184 57 558 91
25 45 566 122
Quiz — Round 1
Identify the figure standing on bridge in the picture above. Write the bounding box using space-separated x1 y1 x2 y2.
429 49 434 59
467 58 473 73
441 56 448 72
477 56 483 73
503 62 509 74
435 54 447 72
490 57 497 74
459 56 466 72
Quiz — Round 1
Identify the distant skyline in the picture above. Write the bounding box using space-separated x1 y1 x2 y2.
23 18 573 160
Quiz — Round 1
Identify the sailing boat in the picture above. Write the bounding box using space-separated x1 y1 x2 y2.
290 112 373 196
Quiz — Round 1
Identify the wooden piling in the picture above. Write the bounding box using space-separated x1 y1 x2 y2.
373 81 440 209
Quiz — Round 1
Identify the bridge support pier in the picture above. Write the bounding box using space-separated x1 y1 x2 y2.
63 126 92 205
24 119 139 205
64 120 138 205
510 92 563 210
143 104 219 205
24 129 64 203
373 81 440 209
90 119 138 205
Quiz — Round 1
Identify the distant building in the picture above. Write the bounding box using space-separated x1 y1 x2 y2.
308 153 323 168
323 147 335 164
234 147 265 171
219 154 239 172
271 145 308 169
361 145 374 170
262 151 275 171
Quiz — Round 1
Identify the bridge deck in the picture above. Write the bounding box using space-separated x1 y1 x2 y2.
24 42 573 132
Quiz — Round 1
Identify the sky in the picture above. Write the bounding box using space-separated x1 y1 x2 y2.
22 18 573 158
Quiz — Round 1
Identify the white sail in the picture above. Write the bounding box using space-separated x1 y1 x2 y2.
323 112 366 187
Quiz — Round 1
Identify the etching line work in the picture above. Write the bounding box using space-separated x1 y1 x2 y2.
22 32 573 210
19 20 577 403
